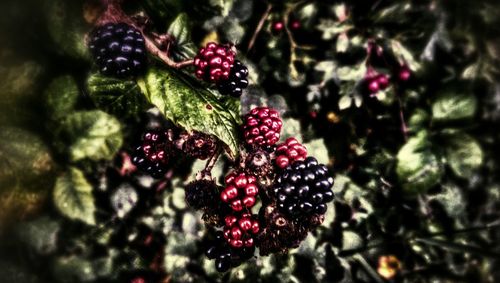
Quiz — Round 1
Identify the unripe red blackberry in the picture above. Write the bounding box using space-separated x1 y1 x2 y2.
88 23 147 77
217 60 249 97
367 79 380 94
273 157 334 218
376 74 390 89
221 171 259 212
290 20 301 30
181 132 217 160
185 180 219 210
275 138 307 169
194 42 235 83
243 107 282 147
131 129 172 178
223 213 260 248
272 21 284 33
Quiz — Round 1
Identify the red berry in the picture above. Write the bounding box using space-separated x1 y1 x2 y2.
275 138 307 169
272 21 284 32
291 20 301 30
399 67 411 81
223 213 260 248
368 80 380 93
377 74 390 89
194 42 235 83
243 107 282 147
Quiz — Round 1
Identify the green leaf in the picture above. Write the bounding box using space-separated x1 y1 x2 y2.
303 139 330 165
44 75 80 121
396 130 444 195
86 73 149 119
408 109 430 132
390 40 421 71
432 90 477 122
53 167 96 225
167 13 197 59
140 67 241 157
57 110 123 162
443 132 483 178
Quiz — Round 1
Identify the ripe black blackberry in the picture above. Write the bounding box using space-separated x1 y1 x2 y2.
205 231 255 272
88 23 147 77
217 60 249 97
185 180 219 210
131 129 172 178
272 157 334 218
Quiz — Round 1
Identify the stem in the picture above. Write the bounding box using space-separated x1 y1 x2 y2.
397 95 409 141
247 3 273 52
201 147 222 178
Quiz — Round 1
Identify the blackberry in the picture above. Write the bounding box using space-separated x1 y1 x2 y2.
272 157 334 218
185 180 219 210
217 60 249 97
243 107 282 147
223 213 260 248
275 138 307 169
131 129 172 178
205 231 255 272
88 23 147 77
194 42 235 83
221 171 259 212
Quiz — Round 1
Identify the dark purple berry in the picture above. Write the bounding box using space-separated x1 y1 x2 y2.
217 60 249 97
131 129 172 178
88 23 147 77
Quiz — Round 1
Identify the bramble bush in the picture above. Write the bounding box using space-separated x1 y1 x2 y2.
0 0 499 282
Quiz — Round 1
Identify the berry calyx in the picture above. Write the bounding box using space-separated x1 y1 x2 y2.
221 172 259 211
194 42 235 83
131 129 172 178
273 157 334 218
185 180 220 210
243 107 283 147
181 132 217 160
223 213 260 248
275 138 308 169
217 60 249 97
88 23 147 77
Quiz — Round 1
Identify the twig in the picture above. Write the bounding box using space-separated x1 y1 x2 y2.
397 95 409 141
247 3 273 52
201 146 222 178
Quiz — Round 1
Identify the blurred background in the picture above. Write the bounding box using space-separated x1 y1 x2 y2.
1 0 500 282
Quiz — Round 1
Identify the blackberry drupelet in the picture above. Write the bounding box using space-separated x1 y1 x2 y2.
194 42 235 83
88 23 147 77
217 60 249 97
242 107 282 147
273 157 334 218
131 129 172 178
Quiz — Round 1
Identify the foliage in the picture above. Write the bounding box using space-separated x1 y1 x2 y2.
1 0 500 282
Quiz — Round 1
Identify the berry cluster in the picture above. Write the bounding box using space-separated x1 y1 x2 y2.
131 129 172 178
185 106 335 272
223 213 260 248
221 172 259 211
275 137 307 169
88 23 147 77
194 42 249 97
206 231 255 272
242 107 282 147
365 73 390 97
194 42 235 83
273 157 334 218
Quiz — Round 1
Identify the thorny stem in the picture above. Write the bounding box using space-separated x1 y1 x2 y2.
97 0 193 69
247 3 273 52
201 146 222 178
